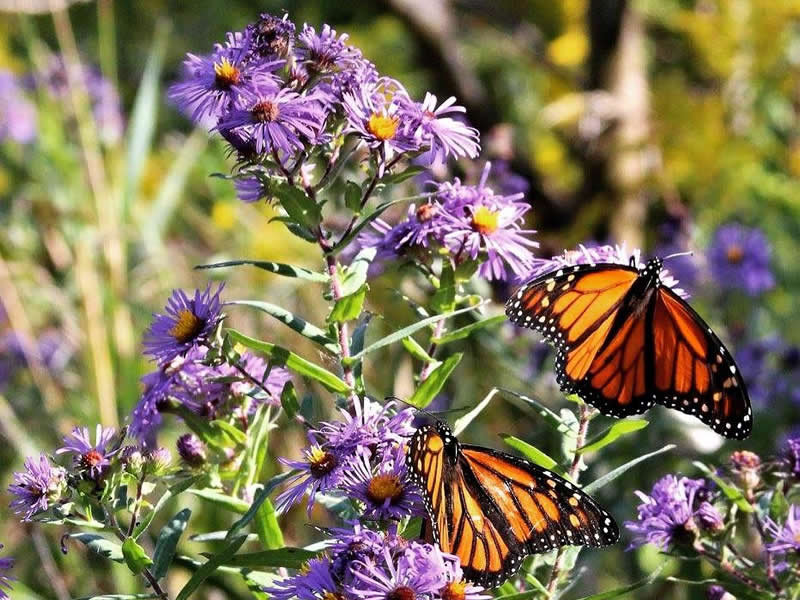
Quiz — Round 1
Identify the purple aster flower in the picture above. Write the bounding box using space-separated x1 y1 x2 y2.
177 433 207 467
341 445 423 520
489 160 530 198
315 397 414 456
695 502 724 533
343 79 421 165
403 93 480 164
780 437 800 479
264 556 341 600
322 56 379 109
230 351 292 406
218 87 325 159
275 439 344 515
8 454 67 520
421 543 490 600
234 174 269 203
143 283 224 366
145 446 173 476
0 545 13 600
168 34 283 126
706 585 734 600
248 13 296 59
708 224 775 296
56 424 118 480
129 368 172 443
625 475 705 550
0 70 36 144
347 545 442 600
764 504 800 554
297 23 361 74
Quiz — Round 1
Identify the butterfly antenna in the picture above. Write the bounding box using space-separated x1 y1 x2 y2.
662 250 694 261
385 396 441 422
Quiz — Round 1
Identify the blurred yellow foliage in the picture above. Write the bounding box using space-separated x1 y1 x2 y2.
547 28 588 68
211 201 236 230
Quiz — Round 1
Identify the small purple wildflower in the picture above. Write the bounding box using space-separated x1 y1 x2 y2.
264 556 340 600
229 351 292 406
248 13 296 59
342 446 423 520
625 475 705 550
781 437 800 479
129 368 174 443
0 544 13 600
695 502 724 533
8 454 67 520
404 93 480 164
297 24 361 73
275 440 344 515
706 585 734 600
56 424 118 480
143 283 224 366
708 224 775 296
218 87 325 159
177 433 207 467
764 504 800 554
348 546 442 600
0 70 36 143
234 174 269 203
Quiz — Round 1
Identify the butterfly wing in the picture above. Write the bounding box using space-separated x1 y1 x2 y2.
649 286 752 438
406 425 450 552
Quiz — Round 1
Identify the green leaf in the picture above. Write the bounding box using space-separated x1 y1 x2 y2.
344 303 485 365
176 535 248 600
577 419 649 454
210 419 247 445
223 547 317 569
188 488 250 514
407 353 463 408
380 165 425 184
152 508 191 580
401 336 434 363
280 381 300 419
122 537 154 575
254 498 284 549
339 247 377 297
584 444 676 494
133 476 199 539
573 563 665 600
769 484 789 522
329 286 366 323
344 180 362 212
693 462 754 513
497 388 576 436
493 591 539 600
228 329 350 393
195 260 328 282
431 263 456 313
273 182 322 228
331 199 406 252
172 407 243 450
500 435 564 476
65 533 123 563
453 388 500 436
228 301 337 353
431 315 506 345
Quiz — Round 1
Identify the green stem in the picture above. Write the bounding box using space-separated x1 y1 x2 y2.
325 254 355 391
419 319 446 381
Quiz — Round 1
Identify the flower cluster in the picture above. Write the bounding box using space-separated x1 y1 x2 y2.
266 525 489 600
275 396 418 519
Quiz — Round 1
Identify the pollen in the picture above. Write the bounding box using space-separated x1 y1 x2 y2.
726 243 744 264
214 57 241 88
307 446 338 479
367 113 399 141
82 449 104 468
471 206 500 235
416 203 438 222
440 581 467 600
169 309 205 343
253 100 281 122
387 585 416 600
366 474 404 503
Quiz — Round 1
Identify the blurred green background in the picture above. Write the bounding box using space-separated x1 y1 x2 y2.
1 0 799 598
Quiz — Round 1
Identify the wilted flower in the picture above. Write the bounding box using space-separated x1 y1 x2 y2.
708 224 774 296
729 451 761 492
56 424 119 480
8 454 67 520
695 502 724 533
248 13 296 59
764 504 800 555
297 24 361 73
275 441 344 515
177 434 207 467
143 283 225 366
625 475 706 550
234 174 269 203
120 446 146 477
0 545 13 600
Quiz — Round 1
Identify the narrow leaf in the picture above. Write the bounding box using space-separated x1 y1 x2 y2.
453 388 499 436
693 462 754 513
408 353 463 408
344 303 485 365
339 247 377 297
273 182 321 228
577 419 649 454
344 180 362 212
431 263 456 313
280 381 300 419
228 300 337 353
431 315 506 345
500 435 564 476
331 199 406 252
401 336 434 363
122 538 154 575
498 388 575 436
188 488 250 514
585 445 676 494
227 329 350 393
329 286 366 323
152 508 191 580
176 535 248 600
573 563 665 600
769 485 789 522
254 498 284 549
222 548 318 569
195 260 328 282
65 533 123 563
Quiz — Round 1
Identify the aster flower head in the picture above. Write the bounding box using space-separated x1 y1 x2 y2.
275 440 344 515
168 34 283 126
265 556 341 600
421 543 490 600
56 424 119 480
764 504 800 555
342 445 423 520
695 502 724 533
404 93 480 165
8 454 67 520
146 447 173 477
218 87 325 160
297 23 361 74
347 545 443 600
249 13 296 59
708 224 775 296
0 544 12 600
234 173 269 203
327 522 406 586
625 475 705 550
129 367 174 443
143 283 225 366
780 437 800 480
177 433 207 467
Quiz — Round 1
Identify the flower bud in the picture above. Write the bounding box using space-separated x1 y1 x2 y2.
706 584 736 600
145 447 172 477
177 434 207 468
120 446 145 477
695 502 725 534
730 451 761 492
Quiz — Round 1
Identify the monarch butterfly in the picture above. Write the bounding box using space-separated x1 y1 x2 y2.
505 257 752 439
406 421 619 587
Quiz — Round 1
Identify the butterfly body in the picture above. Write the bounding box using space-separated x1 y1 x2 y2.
506 258 752 438
406 421 618 587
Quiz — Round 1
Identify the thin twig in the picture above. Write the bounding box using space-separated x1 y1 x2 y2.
419 319 446 381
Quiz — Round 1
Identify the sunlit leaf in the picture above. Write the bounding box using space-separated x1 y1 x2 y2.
122 537 153 574
693 462 754 513
228 301 337 353
221 548 318 569
585 445 676 494
195 259 328 282
431 315 506 345
500 435 565 476
152 508 191 580
408 353 463 408
577 419 649 454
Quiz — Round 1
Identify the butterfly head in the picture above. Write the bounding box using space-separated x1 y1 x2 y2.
638 256 663 283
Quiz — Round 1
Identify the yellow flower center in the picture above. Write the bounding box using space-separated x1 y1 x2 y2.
322 593 345 600
366 474 404 504
253 100 281 122
169 309 204 343
214 57 241 88
726 244 744 264
367 113 399 141
307 446 338 479
387 585 416 600
471 206 500 235
441 581 468 600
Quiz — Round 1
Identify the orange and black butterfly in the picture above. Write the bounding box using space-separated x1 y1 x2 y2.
506 257 752 439
406 421 619 587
